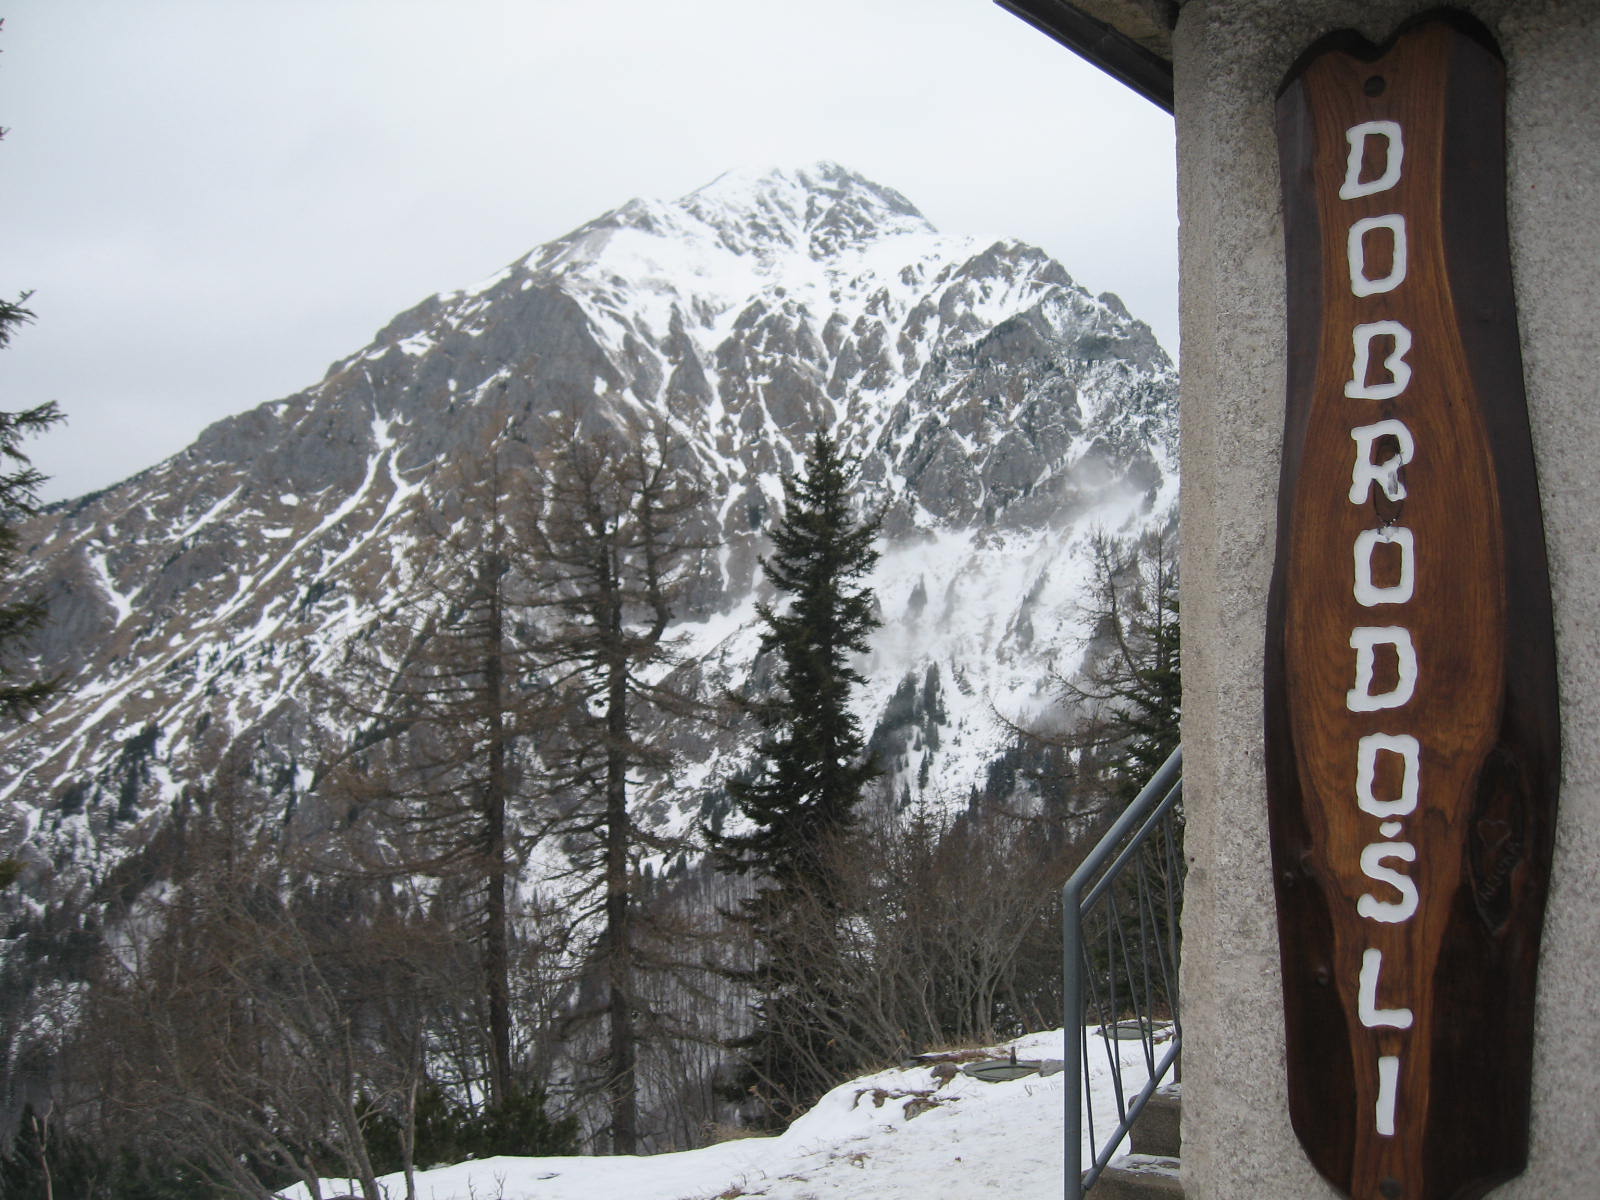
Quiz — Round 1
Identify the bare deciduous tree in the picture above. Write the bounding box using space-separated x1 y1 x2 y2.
314 449 570 1112
525 416 713 1154
78 775 430 1199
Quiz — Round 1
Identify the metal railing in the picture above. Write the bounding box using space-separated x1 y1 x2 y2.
1063 745 1184 1198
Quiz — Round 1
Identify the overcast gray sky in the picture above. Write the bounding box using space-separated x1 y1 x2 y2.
1 0 1176 503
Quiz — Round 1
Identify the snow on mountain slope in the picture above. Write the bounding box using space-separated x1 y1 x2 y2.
0 160 1174 915
277 1027 1164 1200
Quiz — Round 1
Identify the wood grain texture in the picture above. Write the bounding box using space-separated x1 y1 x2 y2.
1266 15 1559 1200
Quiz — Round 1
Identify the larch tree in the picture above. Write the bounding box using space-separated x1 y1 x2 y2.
77 750 549 1200
711 430 882 1125
524 416 711 1155
317 453 565 1114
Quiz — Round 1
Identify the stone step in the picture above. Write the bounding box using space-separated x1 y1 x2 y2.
1129 1085 1182 1158
1091 1153 1184 1199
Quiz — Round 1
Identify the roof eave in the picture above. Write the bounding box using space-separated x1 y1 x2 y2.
995 0 1176 113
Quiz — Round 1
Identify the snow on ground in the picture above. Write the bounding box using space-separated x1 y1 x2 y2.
279 1027 1164 1200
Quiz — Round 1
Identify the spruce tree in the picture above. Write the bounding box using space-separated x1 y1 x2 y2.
717 432 880 888
0 293 64 722
2 68 65 720
713 431 881 1123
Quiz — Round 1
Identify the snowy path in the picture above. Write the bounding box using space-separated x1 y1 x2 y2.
280 1028 1163 1200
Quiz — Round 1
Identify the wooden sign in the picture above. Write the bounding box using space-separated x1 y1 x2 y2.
1266 15 1560 1200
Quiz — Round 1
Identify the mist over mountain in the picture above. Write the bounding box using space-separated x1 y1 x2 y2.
0 163 1174 1128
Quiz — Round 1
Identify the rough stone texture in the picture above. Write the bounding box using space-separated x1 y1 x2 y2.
1495 6 1600 1197
1129 1087 1182 1158
1173 2 1600 1196
1095 1154 1186 1199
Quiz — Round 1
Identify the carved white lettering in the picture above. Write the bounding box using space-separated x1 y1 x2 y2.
1376 1055 1401 1136
1348 214 1409 297
1347 627 1418 712
1358 948 1415 1029
1346 320 1414 400
1331 116 1428 1144
1356 733 1420 819
1340 120 1405 199
1349 420 1415 505
1357 841 1420 923
1354 526 1415 606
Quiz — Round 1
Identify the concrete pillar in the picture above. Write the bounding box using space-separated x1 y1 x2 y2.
1173 1 1600 1195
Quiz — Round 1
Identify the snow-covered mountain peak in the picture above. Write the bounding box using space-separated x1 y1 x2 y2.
0 163 1176 977
678 161 933 259
520 162 936 288
415 163 958 372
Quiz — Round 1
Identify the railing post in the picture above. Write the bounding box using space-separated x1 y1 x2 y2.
1064 864 1085 1200
1062 745 1184 1199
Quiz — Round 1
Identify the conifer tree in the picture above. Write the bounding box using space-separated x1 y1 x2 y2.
713 431 882 1123
717 432 881 888
0 293 64 723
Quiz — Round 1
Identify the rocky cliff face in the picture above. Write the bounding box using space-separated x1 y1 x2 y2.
0 161 1174 913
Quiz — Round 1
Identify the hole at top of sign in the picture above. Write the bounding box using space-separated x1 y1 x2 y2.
1365 75 1387 97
